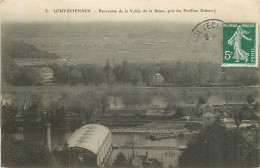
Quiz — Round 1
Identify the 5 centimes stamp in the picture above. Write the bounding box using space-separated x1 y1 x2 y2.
222 23 258 67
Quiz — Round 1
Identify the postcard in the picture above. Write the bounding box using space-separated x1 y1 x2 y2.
1 0 260 167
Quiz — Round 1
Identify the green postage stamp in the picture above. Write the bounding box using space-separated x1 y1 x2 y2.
222 23 258 67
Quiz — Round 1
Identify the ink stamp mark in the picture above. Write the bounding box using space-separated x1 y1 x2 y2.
191 19 223 42
222 23 258 67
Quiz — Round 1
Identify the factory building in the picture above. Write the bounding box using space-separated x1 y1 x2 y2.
66 124 112 167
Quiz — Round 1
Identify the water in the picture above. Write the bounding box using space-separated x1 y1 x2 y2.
109 133 186 167
5 131 186 167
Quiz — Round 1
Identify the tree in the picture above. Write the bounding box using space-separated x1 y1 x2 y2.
233 108 242 129
53 65 69 82
22 94 44 131
53 147 97 167
254 102 260 112
1 103 18 133
25 67 43 85
104 59 111 84
122 91 152 108
113 97 118 109
113 152 129 167
130 70 142 86
93 67 105 86
175 107 184 119
246 94 255 104
198 96 206 104
197 96 206 107
69 68 82 84
101 95 109 113
178 122 257 167
1 136 54 167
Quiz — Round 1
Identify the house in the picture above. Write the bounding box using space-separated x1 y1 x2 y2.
40 67 53 81
146 108 165 116
152 73 164 83
202 112 215 127
222 118 236 129
240 120 254 128
199 103 214 116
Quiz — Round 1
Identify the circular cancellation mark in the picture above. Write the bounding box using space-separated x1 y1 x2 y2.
191 19 224 42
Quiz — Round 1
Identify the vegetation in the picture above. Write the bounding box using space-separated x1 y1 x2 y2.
247 94 256 104
198 96 206 106
113 152 131 167
1 92 109 133
2 37 59 59
53 147 97 167
233 103 258 128
178 120 257 167
2 49 260 87
121 90 152 108
1 136 54 167
50 61 259 87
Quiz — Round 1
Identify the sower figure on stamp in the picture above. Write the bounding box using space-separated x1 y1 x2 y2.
228 25 252 62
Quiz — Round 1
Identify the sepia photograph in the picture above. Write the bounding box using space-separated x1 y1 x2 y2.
1 0 260 167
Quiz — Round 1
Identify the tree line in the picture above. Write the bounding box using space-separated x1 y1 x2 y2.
1 92 109 133
178 119 257 167
4 59 260 86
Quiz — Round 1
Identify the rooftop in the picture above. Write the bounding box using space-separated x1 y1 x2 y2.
154 73 163 76
203 112 214 117
201 103 214 108
67 124 110 154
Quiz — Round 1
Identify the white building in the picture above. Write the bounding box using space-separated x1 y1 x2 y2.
152 73 164 83
39 67 53 81
67 124 112 166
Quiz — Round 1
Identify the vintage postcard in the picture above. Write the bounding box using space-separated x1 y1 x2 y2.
1 0 260 167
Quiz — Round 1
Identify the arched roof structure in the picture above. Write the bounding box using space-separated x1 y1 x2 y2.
67 124 110 154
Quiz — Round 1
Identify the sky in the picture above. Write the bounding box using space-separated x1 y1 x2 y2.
1 0 259 23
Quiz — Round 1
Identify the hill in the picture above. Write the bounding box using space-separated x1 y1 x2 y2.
1 37 59 59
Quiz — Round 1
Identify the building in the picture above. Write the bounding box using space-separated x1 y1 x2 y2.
66 124 112 167
223 118 236 129
202 112 215 127
199 103 214 117
146 108 165 116
152 73 164 83
39 67 53 81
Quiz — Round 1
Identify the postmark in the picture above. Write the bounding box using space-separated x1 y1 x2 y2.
191 19 223 42
222 23 258 67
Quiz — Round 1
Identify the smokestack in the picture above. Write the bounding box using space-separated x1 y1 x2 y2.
146 149 148 162
45 123 51 151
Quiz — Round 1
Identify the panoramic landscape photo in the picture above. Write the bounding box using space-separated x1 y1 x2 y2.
1 21 260 167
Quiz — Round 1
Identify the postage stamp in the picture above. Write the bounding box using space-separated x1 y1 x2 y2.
222 23 258 67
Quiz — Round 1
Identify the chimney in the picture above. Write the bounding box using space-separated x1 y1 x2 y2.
146 149 148 162
45 123 51 151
